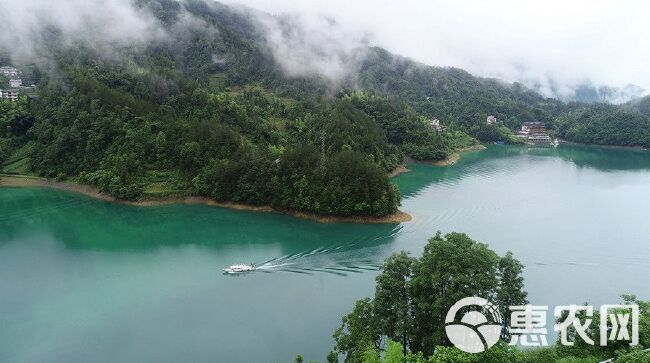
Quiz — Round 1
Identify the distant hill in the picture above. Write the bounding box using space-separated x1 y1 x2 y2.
552 83 646 104
521 75 646 104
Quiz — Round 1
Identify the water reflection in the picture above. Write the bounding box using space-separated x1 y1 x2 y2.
0 187 404 278
398 144 650 198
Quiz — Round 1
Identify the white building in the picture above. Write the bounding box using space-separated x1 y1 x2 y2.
430 118 442 131
0 66 19 78
0 89 20 102
487 115 497 125
9 78 21 88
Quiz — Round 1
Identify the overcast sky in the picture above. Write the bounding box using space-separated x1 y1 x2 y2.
3 0 648 99
222 0 650 97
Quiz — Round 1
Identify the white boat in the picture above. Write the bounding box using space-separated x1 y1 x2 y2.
553 139 560 148
223 263 256 274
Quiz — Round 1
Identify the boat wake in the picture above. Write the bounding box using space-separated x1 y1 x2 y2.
253 260 382 276
229 238 394 276
255 262 295 271
249 247 383 276
223 226 403 276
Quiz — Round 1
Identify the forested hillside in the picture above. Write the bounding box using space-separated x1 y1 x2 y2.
355 47 565 131
555 104 650 148
0 0 647 218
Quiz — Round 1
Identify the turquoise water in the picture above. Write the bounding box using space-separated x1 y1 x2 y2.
0 145 649 362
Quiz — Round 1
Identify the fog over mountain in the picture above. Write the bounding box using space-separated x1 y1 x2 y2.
251 11 371 81
222 0 650 103
2 0 648 104
0 0 164 61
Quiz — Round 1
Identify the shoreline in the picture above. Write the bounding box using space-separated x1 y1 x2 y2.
432 144 487 166
558 139 648 151
0 175 412 224
388 164 411 178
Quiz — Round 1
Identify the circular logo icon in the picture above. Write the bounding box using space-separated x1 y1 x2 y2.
445 297 503 353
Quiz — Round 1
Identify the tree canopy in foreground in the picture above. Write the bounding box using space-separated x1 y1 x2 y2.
291 232 649 363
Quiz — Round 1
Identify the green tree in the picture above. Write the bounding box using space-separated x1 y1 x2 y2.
497 251 528 340
334 232 527 361
334 298 382 363
615 348 650 363
326 351 339 363
361 344 381 363
374 252 414 356
408 232 501 355
383 341 406 363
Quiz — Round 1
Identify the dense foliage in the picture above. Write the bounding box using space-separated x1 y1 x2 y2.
325 295 649 363
24 72 401 214
332 232 528 362
0 98 31 167
555 105 650 147
292 233 648 363
1 0 409 216
353 48 566 140
344 91 470 160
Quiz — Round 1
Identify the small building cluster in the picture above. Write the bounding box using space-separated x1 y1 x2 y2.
0 66 24 102
0 89 20 102
429 118 443 132
0 66 19 78
1 66 22 87
486 115 498 125
517 122 552 145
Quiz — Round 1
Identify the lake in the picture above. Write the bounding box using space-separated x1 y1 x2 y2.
1 144 649 362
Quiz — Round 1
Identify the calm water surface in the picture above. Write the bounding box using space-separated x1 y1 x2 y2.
1 145 649 362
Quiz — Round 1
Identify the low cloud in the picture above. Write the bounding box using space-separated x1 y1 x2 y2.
249 10 371 81
0 0 165 62
222 0 650 102
4 0 648 103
